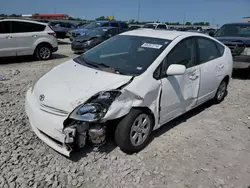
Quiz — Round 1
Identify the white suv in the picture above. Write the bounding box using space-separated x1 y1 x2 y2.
142 23 168 30
0 19 58 60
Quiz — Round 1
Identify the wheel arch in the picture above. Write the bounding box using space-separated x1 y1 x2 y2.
131 106 156 129
34 42 53 55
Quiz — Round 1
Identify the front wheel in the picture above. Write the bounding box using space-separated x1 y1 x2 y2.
36 44 52 60
115 109 153 154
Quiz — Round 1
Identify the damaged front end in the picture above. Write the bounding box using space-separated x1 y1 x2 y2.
62 90 122 152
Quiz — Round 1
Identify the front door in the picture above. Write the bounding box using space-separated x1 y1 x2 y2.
0 21 16 57
159 37 201 125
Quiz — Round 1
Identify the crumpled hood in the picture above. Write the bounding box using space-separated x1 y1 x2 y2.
215 37 250 46
74 34 97 42
33 59 132 112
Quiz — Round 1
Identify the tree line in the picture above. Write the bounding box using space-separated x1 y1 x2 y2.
0 14 210 26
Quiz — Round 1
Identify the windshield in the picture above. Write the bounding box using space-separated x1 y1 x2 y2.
142 24 156 29
215 24 250 37
74 35 171 76
86 28 107 37
77 24 88 29
85 22 103 29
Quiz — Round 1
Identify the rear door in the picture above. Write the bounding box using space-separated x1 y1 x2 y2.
0 21 16 57
11 21 46 56
195 37 223 104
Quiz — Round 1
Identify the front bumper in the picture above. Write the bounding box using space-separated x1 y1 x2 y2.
71 43 89 53
25 88 71 157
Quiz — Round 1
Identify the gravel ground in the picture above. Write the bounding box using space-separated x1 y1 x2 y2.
1 40 250 188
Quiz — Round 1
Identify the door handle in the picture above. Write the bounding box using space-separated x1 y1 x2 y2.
6 36 12 39
219 65 224 69
189 75 199 80
32 34 38 37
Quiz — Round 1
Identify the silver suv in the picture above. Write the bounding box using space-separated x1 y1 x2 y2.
0 19 58 60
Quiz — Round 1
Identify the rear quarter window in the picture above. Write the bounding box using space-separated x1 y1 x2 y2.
214 42 225 57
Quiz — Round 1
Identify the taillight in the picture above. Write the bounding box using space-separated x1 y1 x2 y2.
48 32 56 38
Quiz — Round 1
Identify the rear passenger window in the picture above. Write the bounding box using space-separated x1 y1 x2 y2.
0 21 11 33
157 25 167 29
119 22 128 28
215 42 225 56
11 21 46 33
101 22 110 27
110 22 119 27
197 37 220 63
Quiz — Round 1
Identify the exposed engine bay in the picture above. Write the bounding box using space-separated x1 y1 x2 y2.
62 90 121 150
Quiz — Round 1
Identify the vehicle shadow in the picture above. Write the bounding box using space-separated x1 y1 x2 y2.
0 54 68 64
69 101 214 162
150 101 213 142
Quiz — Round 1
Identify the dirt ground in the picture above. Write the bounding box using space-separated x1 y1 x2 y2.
0 40 250 188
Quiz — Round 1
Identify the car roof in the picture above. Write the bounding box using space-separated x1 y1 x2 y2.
120 29 206 40
145 23 166 25
95 27 117 29
1 19 47 26
223 22 250 26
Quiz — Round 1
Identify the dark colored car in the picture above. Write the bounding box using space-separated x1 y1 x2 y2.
128 25 141 30
49 21 77 39
69 21 128 41
214 23 250 77
71 27 120 53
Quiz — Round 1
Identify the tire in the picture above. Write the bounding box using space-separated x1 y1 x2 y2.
36 44 52 61
213 79 228 103
115 109 153 154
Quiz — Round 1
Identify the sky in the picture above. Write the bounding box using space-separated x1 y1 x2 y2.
1 0 250 25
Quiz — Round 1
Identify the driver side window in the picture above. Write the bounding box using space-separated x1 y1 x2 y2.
163 37 197 72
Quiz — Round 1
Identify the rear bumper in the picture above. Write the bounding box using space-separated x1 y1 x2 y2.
25 88 71 157
52 47 58 52
71 44 89 52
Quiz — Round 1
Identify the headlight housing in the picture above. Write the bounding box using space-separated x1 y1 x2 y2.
69 90 121 122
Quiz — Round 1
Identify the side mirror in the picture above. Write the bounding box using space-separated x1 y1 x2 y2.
166 64 186 76
209 32 214 36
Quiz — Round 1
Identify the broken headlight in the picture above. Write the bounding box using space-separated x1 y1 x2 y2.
69 90 121 122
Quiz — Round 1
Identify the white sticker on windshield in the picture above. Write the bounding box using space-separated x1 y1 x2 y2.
136 67 143 70
141 43 162 49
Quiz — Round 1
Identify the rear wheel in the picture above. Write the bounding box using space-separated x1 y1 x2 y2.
36 44 52 60
213 79 228 103
115 109 153 154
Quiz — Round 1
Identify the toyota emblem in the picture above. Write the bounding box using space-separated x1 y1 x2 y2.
39 94 45 101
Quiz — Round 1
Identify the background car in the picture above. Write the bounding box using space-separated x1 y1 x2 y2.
71 27 120 53
69 20 129 42
142 23 168 30
214 22 250 78
49 21 77 39
128 25 142 30
0 19 58 60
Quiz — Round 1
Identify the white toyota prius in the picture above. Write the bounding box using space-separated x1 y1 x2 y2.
25 29 233 157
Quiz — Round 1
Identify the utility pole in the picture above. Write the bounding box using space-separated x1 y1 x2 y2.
137 0 140 23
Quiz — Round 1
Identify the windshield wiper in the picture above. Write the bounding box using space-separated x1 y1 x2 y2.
95 63 128 75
